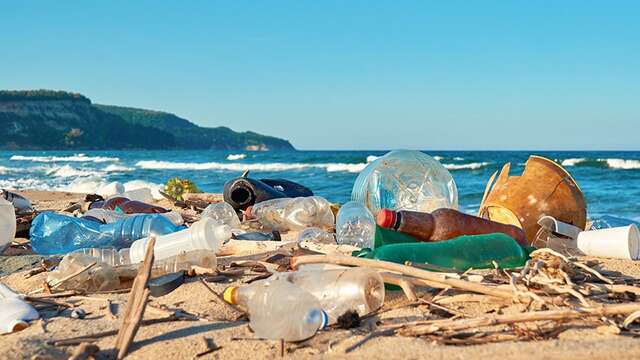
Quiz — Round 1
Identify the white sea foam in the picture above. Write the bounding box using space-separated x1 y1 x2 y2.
46 165 95 178
0 178 52 190
433 156 444 161
10 153 119 163
561 158 587 166
453 157 465 161
604 159 640 169
122 180 165 199
135 160 369 173
103 164 135 172
443 162 490 170
366 155 379 163
226 154 247 161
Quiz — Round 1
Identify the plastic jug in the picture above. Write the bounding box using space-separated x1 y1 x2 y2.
30 212 182 255
355 233 530 271
351 150 458 216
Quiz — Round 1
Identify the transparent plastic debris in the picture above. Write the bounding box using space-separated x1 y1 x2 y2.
201 202 241 228
0 197 16 253
116 188 154 203
249 196 335 232
244 280 327 341
589 215 640 230
83 208 184 226
30 212 182 255
97 181 125 199
47 253 120 292
1 190 34 215
225 267 384 324
0 283 39 334
297 227 336 244
336 201 375 249
351 150 458 216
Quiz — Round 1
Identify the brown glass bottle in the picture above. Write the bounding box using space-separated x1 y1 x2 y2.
377 208 527 246
89 197 168 214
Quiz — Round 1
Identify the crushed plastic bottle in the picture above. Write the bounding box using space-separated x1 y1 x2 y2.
225 268 384 324
47 252 120 292
336 201 375 249
351 150 458 216
247 196 335 232
0 196 16 253
297 227 336 244
200 202 241 228
242 280 327 341
30 212 183 255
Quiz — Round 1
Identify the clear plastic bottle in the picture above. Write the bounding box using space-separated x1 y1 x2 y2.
200 202 241 228
351 150 458 216
46 252 120 292
225 268 384 324
30 212 182 255
248 196 335 232
336 201 375 249
244 280 327 341
82 208 184 226
297 227 336 244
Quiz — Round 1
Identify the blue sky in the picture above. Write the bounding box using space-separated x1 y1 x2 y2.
1 1 638 150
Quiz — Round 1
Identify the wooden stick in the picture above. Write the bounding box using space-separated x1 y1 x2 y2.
113 237 156 359
49 261 97 289
69 342 100 360
291 254 515 299
396 302 640 336
380 272 417 301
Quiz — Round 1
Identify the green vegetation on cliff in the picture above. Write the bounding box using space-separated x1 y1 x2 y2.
0 90 294 150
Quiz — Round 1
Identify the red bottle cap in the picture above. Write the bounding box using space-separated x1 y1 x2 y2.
376 209 397 228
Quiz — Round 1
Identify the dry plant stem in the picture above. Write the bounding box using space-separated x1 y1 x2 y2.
623 310 640 329
50 261 97 289
113 236 156 360
292 254 515 299
397 302 640 336
588 283 640 296
380 272 417 301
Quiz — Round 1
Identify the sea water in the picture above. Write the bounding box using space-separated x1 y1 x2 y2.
1 150 639 221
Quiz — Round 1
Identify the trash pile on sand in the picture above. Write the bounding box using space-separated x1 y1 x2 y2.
1 150 639 359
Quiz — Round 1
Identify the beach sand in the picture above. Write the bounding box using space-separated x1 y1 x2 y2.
1 190 639 359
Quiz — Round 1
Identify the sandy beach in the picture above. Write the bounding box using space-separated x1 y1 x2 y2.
0 190 639 360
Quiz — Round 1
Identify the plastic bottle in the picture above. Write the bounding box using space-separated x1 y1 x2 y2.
243 280 327 341
377 208 528 246
223 176 313 211
46 252 120 292
0 283 39 334
82 208 184 226
351 150 458 216
0 197 16 253
224 268 384 324
247 196 335 232
72 248 218 276
89 196 167 214
336 201 375 249
297 227 335 244
1 190 34 215
201 202 241 228
30 212 182 255
126 218 229 263
355 233 530 271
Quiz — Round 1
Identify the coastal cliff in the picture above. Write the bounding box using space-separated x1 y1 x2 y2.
0 90 295 151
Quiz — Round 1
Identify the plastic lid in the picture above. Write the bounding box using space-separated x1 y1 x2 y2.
376 209 396 228
223 286 237 304
244 206 253 219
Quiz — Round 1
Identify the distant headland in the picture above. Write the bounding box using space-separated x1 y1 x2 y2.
0 90 295 151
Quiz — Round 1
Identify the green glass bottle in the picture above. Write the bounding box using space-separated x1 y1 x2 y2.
358 232 530 271
374 225 419 248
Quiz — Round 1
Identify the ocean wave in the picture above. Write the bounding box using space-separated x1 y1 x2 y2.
46 165 95 178
56 177 164 199
103 164 135 172
10 153 119 163
443 162 491 170
226 154 247 161
433 156 444 161
136 160 370 173
453 157 465 161
0 178 52 190
366 155 379 163
560 158 640 169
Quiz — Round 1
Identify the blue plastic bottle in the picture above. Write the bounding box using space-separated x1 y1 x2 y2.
30 212 183 255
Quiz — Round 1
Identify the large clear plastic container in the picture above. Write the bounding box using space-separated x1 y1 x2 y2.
200 202 241 228
248 196 335 232
225 267 384 324
336 201 375 249
351 150 458 216
245 280 327 341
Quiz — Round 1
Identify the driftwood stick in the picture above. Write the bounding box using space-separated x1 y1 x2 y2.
396 302 640 336
49 261 97 289
69 342 100 360
113 236 156 359
291 254 515 299
380 272 417 301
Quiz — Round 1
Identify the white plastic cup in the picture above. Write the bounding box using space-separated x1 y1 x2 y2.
576 224 640 260
129 218 231 263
